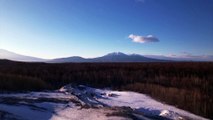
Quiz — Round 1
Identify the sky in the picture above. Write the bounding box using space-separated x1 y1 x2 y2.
0 0 213 59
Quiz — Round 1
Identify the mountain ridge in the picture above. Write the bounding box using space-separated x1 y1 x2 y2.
1 49 213 62
0 49 46 62
48 52 165 63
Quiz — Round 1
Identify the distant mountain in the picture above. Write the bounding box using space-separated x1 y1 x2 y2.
0 49 45 62
144 55 213 62
92 52 164 62
49 52 165 63
50 56 87 63
1 49 212 63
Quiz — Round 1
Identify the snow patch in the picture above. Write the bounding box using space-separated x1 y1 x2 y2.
60 84 208 120
0 84 209 120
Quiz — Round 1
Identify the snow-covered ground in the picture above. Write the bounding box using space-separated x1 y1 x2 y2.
0 84 209 120
0 91 128 120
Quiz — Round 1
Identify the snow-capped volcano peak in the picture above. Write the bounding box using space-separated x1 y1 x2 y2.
105 52 127 56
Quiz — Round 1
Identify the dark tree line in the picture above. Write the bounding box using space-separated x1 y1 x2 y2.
0 60 212 119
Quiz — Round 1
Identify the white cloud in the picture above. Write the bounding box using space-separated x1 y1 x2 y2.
128 34 159 43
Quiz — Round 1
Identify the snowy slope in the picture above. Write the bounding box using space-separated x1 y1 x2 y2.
0 91 128 120
0 85 209 120
60 84 208 120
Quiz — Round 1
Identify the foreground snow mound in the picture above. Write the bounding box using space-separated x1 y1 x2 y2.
0 84 208 120
0 91 130 120
60 84 208 120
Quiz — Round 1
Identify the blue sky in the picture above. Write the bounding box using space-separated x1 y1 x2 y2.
0 0 213 59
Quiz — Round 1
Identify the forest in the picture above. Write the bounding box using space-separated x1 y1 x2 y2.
0 60 212 119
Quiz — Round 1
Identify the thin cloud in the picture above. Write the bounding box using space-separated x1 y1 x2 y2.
166 52 213 61
145 53 213 61
128 34 159 43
